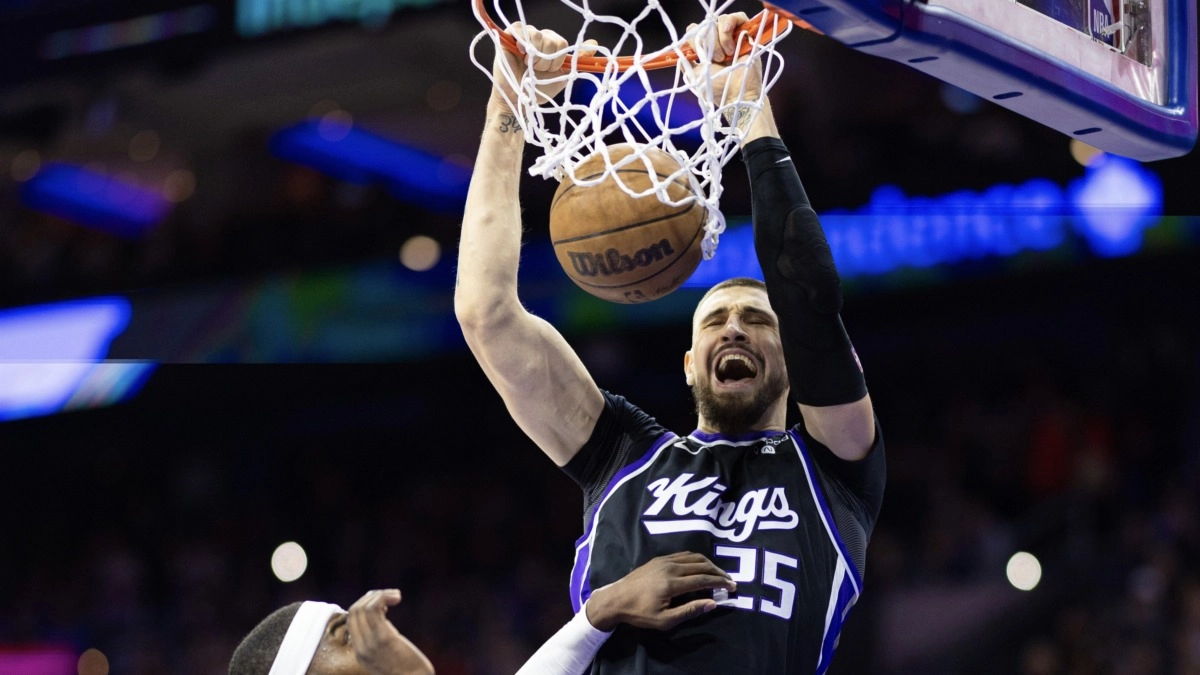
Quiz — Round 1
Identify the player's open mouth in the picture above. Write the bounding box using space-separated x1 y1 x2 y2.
714 350 759 384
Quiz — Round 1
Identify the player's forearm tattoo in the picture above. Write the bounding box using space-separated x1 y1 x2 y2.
723 104 756 135
495 113 519 134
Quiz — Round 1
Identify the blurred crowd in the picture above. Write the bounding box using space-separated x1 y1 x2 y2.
2 248 1198 674
0 160 428 309
2 9 1199 673
871 319 1200 674
0 17 1118 313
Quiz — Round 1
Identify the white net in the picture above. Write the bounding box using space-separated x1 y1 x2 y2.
470 0 793 259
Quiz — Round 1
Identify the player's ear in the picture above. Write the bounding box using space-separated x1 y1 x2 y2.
684 351 695 386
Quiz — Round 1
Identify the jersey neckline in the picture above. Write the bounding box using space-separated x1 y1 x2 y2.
688 428 789 444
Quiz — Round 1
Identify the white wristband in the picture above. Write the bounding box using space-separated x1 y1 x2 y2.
514 601 613 675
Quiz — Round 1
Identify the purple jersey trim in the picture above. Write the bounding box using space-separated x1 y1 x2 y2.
816 570 858 675
688 428 782 444
788 430 864 589
569 431 679 613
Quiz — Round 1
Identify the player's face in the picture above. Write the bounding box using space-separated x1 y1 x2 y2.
306 612 370 675
685 286 788 433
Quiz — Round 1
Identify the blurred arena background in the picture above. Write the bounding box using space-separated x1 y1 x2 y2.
1 0 1198 673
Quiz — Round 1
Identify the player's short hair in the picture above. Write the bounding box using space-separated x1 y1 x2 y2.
229 601 303 675
696 277 768 313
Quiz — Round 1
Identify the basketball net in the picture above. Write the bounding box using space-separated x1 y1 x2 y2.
470 0 794 260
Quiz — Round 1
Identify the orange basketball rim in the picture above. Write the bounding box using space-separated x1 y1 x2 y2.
473 0 820 74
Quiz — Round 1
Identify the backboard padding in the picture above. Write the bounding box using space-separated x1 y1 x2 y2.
768 0 1197 160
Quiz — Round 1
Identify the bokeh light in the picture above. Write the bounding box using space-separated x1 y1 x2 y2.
129 130 161 163
1070 138 1104 166
77 648 109 675
308 99 341 118
400 235 440 271
163 169 196 203
1006 551 1042 591
426 80 462 112
271 541 308 582
318 110 353 142
11 150 41 182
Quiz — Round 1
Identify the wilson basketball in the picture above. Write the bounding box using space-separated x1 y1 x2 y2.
549 144 705 304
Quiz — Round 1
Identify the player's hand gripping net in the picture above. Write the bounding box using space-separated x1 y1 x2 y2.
470 0 798 260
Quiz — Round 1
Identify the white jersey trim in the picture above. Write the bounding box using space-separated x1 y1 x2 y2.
788 433 861 597
571 432 679 608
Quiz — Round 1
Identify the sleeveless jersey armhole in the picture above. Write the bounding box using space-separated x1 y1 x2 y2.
563 391 669 527
793 418 886 582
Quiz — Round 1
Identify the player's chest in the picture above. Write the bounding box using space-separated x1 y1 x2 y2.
614 436 819 544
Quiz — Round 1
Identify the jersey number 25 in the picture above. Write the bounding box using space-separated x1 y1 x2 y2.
714 545 798 620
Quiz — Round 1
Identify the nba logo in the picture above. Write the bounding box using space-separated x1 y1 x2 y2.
1089 0 1117 45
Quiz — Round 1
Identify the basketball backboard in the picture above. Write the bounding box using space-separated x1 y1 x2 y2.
766 0 1197 161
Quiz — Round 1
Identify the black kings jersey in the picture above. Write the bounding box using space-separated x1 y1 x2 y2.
563 391 886 674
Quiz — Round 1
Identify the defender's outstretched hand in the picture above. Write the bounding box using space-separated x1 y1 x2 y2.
348 589 436 675
586 552 736 632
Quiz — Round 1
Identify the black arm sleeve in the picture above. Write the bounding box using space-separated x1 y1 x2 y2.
744 137 867 406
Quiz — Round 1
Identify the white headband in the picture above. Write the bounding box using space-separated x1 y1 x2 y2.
268 601 345 675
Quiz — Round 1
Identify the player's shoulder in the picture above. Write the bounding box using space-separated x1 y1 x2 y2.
598 389 670 433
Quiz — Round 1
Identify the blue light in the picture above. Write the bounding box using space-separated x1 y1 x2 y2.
0 297 153 422
1012 179 1067 251
39 5 216 59
270 121 470 214
683 223 762 287
0 297 131 362
569 74 704 145
821 182 1070 278
1068 155 1163 257
681 161 1163 287
20 163 171 237
236 0 444 37
939 83 984 115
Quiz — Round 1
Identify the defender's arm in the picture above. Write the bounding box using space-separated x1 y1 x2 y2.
516 552 734 675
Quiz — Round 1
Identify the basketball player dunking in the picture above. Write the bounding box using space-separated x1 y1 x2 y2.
456 13 885 674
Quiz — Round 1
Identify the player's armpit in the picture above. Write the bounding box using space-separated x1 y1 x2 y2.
459 308 605 467
797 397 875 462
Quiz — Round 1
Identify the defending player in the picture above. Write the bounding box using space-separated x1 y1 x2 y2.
455 14 884 674
228 553 734 674
230 589 434 675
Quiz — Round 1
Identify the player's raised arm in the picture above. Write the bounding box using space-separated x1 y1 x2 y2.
741 84 875 461
693 14 876 460
455 24 604 467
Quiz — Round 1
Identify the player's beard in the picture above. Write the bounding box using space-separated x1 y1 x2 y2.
691 369 787 435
